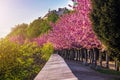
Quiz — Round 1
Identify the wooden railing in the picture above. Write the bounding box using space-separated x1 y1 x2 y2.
55 48 120 71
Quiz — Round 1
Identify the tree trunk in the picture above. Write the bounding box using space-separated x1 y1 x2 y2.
76 49 78 61
67 50 69 59
87 50 90 63
115 59 119 71
81 49 83 62
89 50 92 64
105 51 109 68
91 49 94 64
79 49 82 62
99 51 102 67
84 49 88 64
65 49 67 59
71 49 73 60
78 49 81 61
93 48 97 66
72 49 75 60
74 50 77 61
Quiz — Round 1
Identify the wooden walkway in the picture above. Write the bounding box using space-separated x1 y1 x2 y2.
34 54 78 80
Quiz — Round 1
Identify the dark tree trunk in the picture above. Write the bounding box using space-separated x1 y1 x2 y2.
74 50 77 61
87 50 90 63
91 49 94 64
89 49 92 64
84 49 88 64
105 51 109 68
78 49 80 61
99 51 102 67
93 48 97 66
67 49 69 59
77 49 80 61
76 49 78 61
81 48 83 62
115 59 119 71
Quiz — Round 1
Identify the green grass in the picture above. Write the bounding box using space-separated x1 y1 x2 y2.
90 66 120 80
96 69 120 80
107 78 120 80
97 69 120 75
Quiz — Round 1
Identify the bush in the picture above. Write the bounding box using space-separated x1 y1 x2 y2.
0 39 46 80
41 42 54 61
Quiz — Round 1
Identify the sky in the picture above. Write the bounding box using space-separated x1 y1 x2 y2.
0 0 73 38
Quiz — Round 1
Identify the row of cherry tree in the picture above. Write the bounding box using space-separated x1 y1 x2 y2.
35 0 102 50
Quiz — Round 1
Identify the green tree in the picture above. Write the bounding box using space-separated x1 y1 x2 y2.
63 8 71 14
27 18 51 39
47 12 59 23
90 0 120 70
7 23 28 38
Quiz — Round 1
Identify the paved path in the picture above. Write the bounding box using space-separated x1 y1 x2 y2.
65 60 120 80
34 54 120 80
